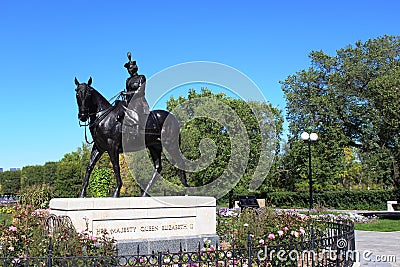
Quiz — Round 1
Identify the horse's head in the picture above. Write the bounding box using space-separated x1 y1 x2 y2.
75 77 94 122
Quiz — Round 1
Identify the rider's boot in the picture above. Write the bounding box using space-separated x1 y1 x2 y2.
124 124 140 147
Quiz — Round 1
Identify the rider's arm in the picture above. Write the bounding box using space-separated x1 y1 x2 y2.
122 78 134 96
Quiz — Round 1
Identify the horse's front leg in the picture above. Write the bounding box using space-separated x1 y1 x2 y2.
109 149 122 197
80 146 103 198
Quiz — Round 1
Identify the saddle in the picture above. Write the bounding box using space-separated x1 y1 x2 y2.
114 100 160 135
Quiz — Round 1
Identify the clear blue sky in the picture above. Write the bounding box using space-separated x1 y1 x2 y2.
0 0 399 170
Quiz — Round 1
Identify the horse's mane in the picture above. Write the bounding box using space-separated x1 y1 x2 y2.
90 86 112 108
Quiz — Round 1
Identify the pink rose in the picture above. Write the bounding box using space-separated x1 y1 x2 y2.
283 226 289 231
299 227 306 235
291 231 299 238
259 239 265 244
277 230 284 237
88 235 97 241
9 226 17 232
268 233 275 240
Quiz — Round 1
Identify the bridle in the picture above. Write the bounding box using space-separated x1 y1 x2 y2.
76 85 95 144
76 84 122 144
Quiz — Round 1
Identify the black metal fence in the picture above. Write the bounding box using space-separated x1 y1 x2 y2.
0 220 355 267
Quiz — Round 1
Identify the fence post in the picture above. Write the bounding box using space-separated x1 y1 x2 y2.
24 247 29 267
310 219 315 267
47 237 52 267
158 251 162 267
247 231 252 266
350 223 356 250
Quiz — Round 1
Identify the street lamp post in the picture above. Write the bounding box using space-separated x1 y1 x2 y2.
301 132 318 210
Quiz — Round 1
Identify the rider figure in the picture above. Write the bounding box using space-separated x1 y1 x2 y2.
122 52 150 137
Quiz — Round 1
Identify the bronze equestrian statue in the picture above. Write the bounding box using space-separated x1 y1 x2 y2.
74 54 187 198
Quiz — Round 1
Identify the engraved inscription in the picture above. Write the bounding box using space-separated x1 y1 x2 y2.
162 223 194 231
93 218 196 239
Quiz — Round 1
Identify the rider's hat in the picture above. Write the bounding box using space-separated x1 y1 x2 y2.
124 51 138 70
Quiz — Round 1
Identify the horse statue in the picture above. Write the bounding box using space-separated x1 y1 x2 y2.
74 77 188 197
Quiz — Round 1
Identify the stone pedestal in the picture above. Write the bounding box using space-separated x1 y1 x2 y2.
387 200 398 211
49 196 218 254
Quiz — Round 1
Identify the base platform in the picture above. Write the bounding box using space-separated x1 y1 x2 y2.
49 196 217 254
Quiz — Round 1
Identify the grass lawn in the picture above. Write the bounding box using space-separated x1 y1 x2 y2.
355 219 400 232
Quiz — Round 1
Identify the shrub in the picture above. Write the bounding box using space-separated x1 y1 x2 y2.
89 168 114 197
19 183 55 209
261 190 396 210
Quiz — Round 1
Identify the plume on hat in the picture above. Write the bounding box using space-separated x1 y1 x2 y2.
124 51 137 68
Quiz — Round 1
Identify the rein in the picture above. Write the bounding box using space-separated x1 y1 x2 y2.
108 91 124 105
79 120 94 144
79 106 115 145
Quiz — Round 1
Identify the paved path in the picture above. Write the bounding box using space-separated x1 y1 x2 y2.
355 230 400 267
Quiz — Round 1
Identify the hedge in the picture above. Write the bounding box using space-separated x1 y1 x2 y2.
260 190 398 210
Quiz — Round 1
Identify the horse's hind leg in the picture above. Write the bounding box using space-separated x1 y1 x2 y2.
142 146 162 197
163 132 188 187
178 169 188 187
80 146 103 198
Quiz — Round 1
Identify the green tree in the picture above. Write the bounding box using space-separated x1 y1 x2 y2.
21 165 44 188
165 88 283 200
55 161 82 198
54 143 92 197
20 162 59 191
339 147 362 189
42 161 58 186
281 35 400 191
0 170 21 194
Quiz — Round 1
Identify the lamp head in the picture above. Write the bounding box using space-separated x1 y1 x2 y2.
310 133 318 141
301 132 310 141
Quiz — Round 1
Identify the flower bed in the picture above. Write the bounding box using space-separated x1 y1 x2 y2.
0 205 357 266
0 205 116 263
217 207 356 248
216 207 356 266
